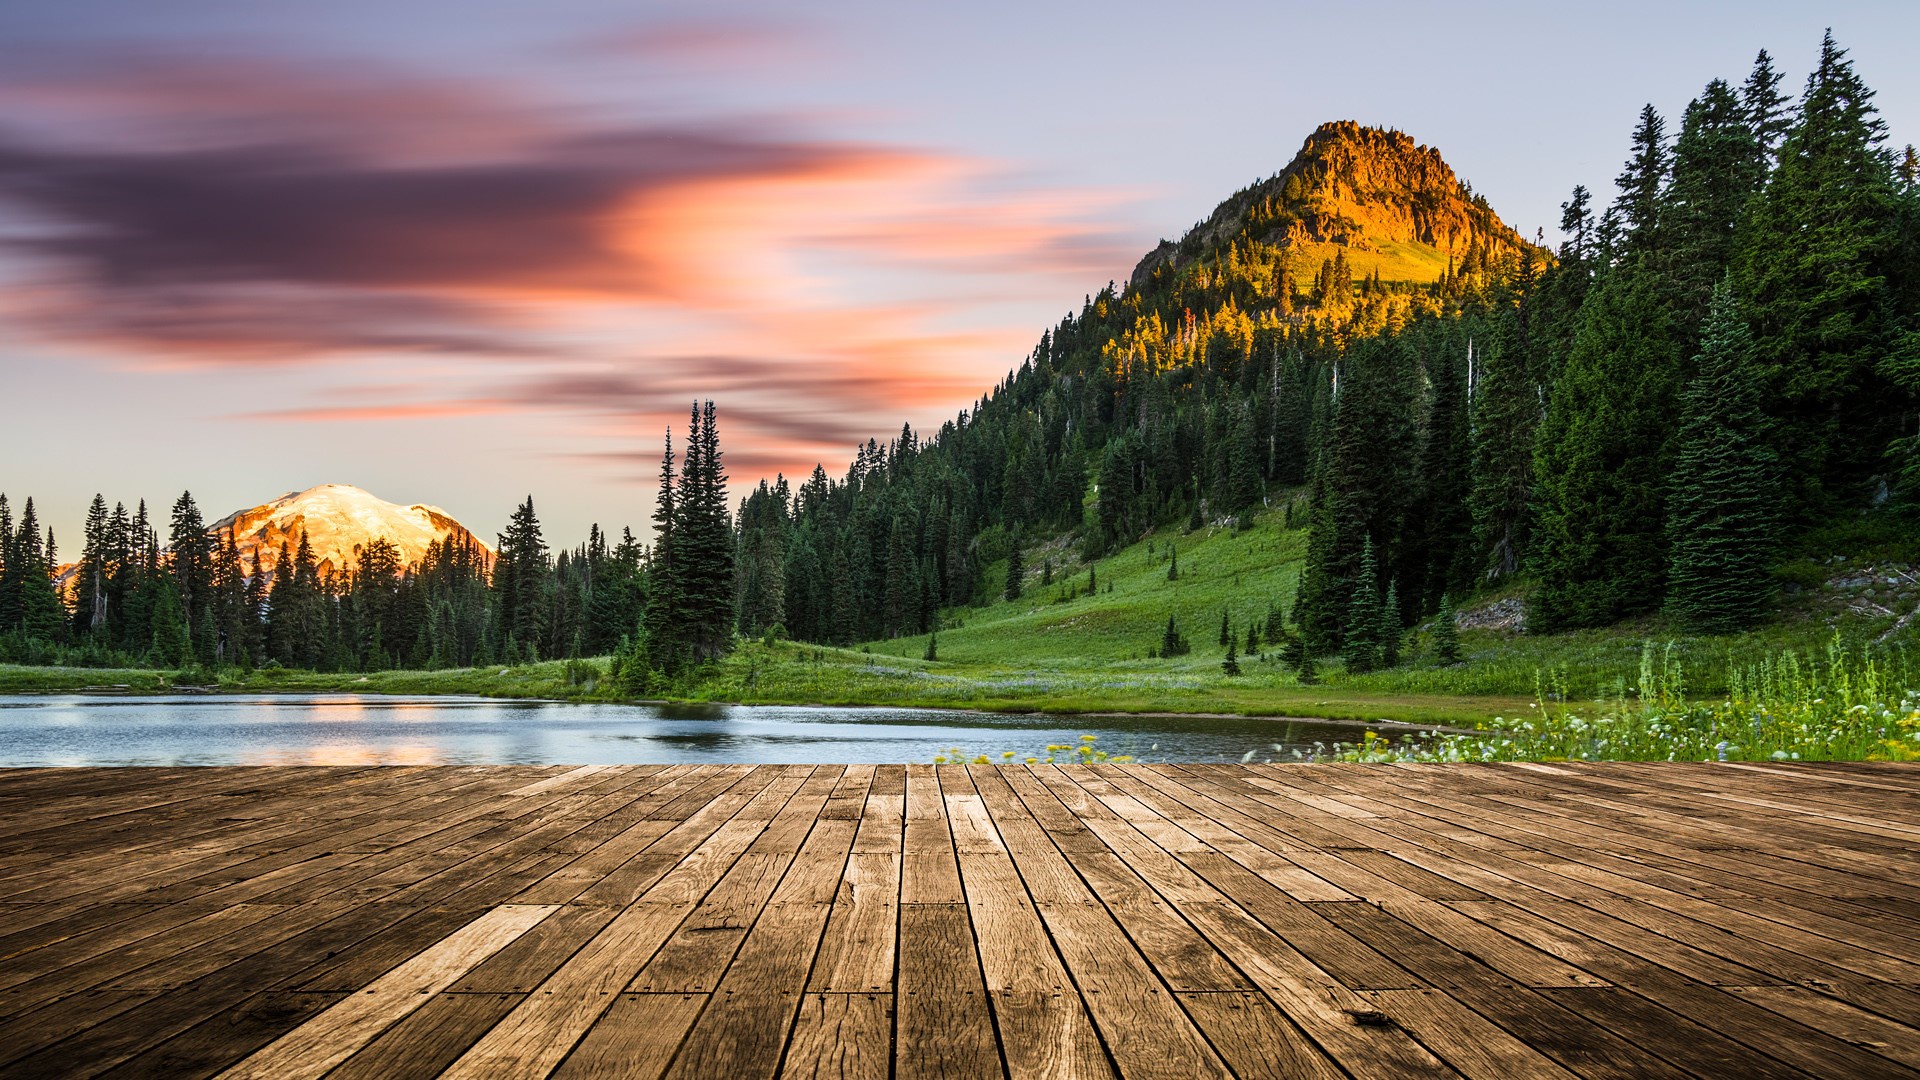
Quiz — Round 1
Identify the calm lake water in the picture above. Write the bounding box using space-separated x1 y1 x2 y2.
0 694 1403 766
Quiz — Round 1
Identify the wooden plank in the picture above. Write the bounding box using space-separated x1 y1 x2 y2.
214 904 557 1080
324 992 524 1080
660 818 858 1080
807 852 900 993
896 904 1000 1080
1726 985 1920 1073
1365 988 1581 1080
1173 991 1345 1080
548 993 707 1080
782 993 892 1080
903 764 963 905
438 903 696 1078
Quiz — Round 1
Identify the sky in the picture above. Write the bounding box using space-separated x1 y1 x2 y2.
2 0 1917 549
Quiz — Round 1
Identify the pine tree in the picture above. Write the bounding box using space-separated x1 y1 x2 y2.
1666 286 1781 632
1003 535 1024 601
646 428 682 668
1733 31 1900 518
12 501 65 645
1159 614 1189 657
1531 266 1683 629
1615 104 1670 253
1343 537 1381 674
1221 637 1240 676
1740 49 1793 169
1376 580 1401 668
168 492 214 662
1663 78 1767 325
677 401 736 663
1227 401 1262 511
74 494 110 641
1433 594 1462 665
495 496 550 660
924 630 938 662
1218 608 1231 648
1166 545 1178 581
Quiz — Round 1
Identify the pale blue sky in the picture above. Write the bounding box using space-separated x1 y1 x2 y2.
1 0 1915 547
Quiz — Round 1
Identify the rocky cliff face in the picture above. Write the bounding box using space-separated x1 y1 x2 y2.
213 483 490 577
1131 120 1537 290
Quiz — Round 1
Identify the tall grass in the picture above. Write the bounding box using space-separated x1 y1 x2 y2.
1327 634 1920 763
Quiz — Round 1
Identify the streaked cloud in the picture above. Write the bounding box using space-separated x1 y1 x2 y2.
0 34 1146 496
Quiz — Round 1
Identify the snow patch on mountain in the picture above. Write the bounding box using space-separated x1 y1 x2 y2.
213 483 490 577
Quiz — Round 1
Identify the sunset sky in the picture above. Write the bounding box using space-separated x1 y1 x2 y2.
3 0 1916 547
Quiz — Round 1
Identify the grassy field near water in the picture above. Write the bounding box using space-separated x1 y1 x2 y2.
7 505 1920 760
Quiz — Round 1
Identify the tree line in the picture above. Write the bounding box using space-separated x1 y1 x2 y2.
0 402 736 682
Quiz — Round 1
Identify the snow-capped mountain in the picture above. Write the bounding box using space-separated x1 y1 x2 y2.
213 483 490 577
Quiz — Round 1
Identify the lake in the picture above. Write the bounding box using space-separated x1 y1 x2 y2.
0 694 1405 766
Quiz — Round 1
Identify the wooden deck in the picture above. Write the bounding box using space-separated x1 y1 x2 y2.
0 763 1916 1079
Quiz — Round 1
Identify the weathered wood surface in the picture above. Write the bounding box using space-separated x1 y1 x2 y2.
0 761 1915 1078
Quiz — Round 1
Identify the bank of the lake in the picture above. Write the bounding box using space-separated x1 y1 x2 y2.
0 644 1527 729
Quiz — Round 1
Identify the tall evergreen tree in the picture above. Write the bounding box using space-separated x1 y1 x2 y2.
1740 49 1794 169
1615 104 1670 253
1662 78 1767 325
1530 266 1684 629
646 429 682 668
1666 286 1782 631
676 401 737 663
1733 31 1900 518
1343 537 1382 674
167 492 214 662
494 496 550 659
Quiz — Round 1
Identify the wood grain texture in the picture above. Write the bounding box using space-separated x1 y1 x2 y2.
0 761 1913 1078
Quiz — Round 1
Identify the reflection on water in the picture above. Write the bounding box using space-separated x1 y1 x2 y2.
0 694 1414 766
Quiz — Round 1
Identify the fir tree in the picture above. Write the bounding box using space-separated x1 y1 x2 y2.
1159 614 1190 657
1615 104 1670 252
168 492 214 662
1433 594 1462 665
495 496 550 660
74 494 110 641
12 501 64 645
1665 286 1781 632
1004 535 1024 601
646 428 682 666
677 401 737 663
1733 31 1900 517
1218 608 1232 648
1663 78 1767 325
1343 537 1381 674
924 630 938 662
1227 401 1262 511
1221 637 1240 676
1376 580 1401 668
1740 49 1794 169
1531 266 1683 629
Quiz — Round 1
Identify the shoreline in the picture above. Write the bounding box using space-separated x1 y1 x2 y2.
0 676 1503 732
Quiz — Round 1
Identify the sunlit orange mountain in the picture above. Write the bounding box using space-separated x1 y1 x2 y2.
1130 120 1539 291
213 483 491 577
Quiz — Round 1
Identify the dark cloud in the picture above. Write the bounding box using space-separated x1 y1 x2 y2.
0 53 906 358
